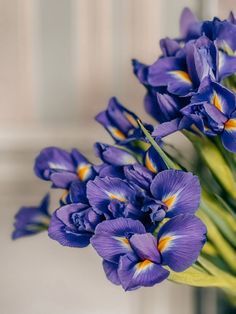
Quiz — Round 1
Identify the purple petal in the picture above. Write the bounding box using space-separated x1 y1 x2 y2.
160 38 180 57
91 218 146 263
218 51 236 81
50 172 78 189
103 260 121 285
148 57 193 96
12 194 50 240
157 214 207 272
118 253 169 291
130 233 160 263
124 164 154 190
95 143 137 166
152 118 181 138
180 7 199 38
34 147 75 180
150 170 201 217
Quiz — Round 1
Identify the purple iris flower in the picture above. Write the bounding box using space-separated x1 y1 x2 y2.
34 147 96 189
95 97 153 145
182 78 236 152
91 216 206 290
148 35 236 97
48 203 103 248
86 168 200 228
86 176 145 220
12 194 51 240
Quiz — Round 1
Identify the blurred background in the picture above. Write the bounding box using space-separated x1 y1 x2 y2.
0 1 235 313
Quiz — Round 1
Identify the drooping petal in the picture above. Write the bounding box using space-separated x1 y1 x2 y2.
148 57 193 96
157 214 207 272
118 253 169 291
91 218 146 263
150 170 201 217
12 194 51 240
34 147 75 180
102 260 121 285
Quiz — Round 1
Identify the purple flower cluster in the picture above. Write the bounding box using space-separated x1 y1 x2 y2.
13 96 206 290
133 8 236 152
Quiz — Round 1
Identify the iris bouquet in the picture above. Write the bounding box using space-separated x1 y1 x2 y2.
13 8 236 303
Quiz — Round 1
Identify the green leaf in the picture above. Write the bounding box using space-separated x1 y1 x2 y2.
201 192 236 247
197 210 236 273
137 120 180 170
168 266 232 288
184 132 236 199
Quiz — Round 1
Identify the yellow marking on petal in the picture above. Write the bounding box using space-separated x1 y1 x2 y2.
212 93 223 112
77 164 91 181
124 112 139 127
158 235 173 253
135 260 153 275
108 193 127 202
170 70 192 84
145 155 157 173
113 236 130 248
109 127 126 140
162 194 177 209
224 119 236 130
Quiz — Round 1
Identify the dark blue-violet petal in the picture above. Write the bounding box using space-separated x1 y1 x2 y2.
130 233 160 263
157 214 207 272
150 170 201 217
160 38 180 57
118 252 169 291
102 260 121 285
94 143 137 166
12 194 51 240
34 147 75 180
